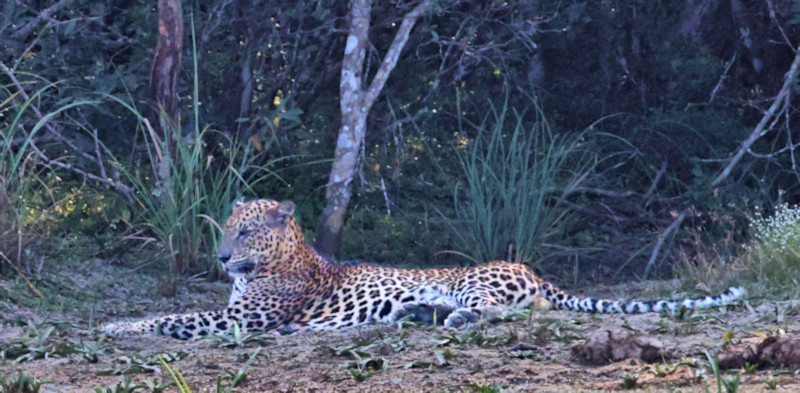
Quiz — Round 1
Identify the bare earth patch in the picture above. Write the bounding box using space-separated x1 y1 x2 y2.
2 276 800 392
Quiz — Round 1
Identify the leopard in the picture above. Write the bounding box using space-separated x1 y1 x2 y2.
103 198 745 339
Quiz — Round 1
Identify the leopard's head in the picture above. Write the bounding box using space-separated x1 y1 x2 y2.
217 199 300 275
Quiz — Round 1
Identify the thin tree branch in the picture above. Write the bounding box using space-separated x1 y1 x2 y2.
1 62 100 164
0 62 133 197
709 52 736 103
643 210 688 279
362 0 430 110
711 45 800 186
765 0 797 53
12 0 75 40
643 160 668 201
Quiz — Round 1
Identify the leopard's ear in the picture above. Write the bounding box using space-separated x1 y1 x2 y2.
233 197 246 209
266 200 295 226
276 201 295 218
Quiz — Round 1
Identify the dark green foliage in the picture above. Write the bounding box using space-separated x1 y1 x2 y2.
1 0 798 287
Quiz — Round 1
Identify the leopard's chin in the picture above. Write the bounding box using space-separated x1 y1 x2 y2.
224 260 255 275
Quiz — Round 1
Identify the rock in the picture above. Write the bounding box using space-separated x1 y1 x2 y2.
572 328 669 364
718 336 800 370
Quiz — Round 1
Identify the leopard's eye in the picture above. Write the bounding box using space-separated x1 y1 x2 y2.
237 228 250 239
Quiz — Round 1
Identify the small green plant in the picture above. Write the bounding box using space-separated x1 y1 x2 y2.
704 349 723 393
0 370 52 393
722 330 735 346
325 330 407 359
468 382 507 393
141 377 174 393
744 361 757 374
205 321 273 349
651 362 682 377
346 356 385 382
433 348 458 366
508 343 536 359
394 312 418 329
619 373 639 389
722 373 741 393
158 356 190 393
660 305 691 321
764 378 778 390
218 348 260 392
93 378 142 393
0 321 74 363
531 318 583 345
72 337 108 363
98 352 187 376
159 347 261 393
435 329 506 348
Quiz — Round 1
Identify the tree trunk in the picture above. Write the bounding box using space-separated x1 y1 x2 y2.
315 0 430 256
149 0 183 136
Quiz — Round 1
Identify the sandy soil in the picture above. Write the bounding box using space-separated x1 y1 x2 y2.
2 282 800 393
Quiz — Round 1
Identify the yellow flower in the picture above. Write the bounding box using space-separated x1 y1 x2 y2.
493 69 501 76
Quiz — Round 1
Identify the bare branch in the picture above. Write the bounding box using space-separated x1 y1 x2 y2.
711 45 800 186
643 210 688 279
12 0 75 40
643 160 668 201
0 61 133 197
709 52 736 103
765 0 797 53
362 0 430 110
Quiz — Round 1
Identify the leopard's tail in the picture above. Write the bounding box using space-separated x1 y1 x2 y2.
539 282 745 314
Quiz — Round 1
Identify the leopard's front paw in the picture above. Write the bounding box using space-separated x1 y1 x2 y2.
402 303 455 325
101 322 127 337
102 321 144 337
443 308 479 330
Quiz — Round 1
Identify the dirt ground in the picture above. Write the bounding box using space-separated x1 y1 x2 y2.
2 260 800 392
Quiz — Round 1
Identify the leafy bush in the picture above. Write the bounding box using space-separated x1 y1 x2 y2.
745 204 800 296
678 203 800 299
448 98 597 266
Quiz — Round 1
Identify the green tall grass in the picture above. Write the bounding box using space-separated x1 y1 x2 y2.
0 73 59 275
100 15 283 275
102 94 284 275
449 99 597 266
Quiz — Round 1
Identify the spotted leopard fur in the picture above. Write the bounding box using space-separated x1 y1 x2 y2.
103 199 745 339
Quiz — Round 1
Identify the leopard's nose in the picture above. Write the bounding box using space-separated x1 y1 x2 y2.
218 254 231 263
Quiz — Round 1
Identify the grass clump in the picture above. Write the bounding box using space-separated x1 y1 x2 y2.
678 203 800 299
0 321 75 363
0 370 51 393
449 96 597 266
0 74 57 277
745 204 800 295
